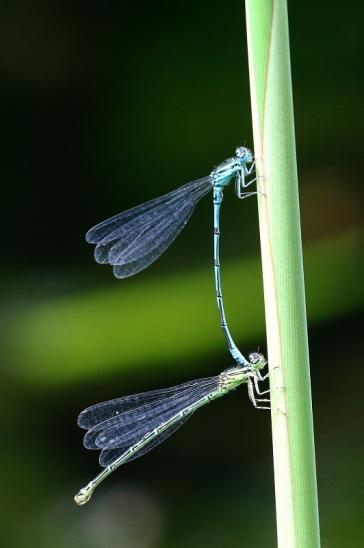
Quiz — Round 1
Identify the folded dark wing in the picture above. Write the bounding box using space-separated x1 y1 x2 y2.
97 378 218 467
86 177 211 276
86 177 211 244
78 375 218 429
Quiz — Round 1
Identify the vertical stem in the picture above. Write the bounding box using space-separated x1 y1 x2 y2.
245 2 321 547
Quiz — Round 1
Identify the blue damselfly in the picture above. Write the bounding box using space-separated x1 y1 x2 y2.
86 147 257 366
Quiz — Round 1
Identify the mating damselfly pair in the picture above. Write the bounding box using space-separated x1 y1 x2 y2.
75 147 269 505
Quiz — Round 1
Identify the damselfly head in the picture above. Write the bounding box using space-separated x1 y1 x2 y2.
248 352 266 370
235 146 253 164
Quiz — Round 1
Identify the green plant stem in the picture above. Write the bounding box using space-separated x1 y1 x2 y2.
245 1 320 546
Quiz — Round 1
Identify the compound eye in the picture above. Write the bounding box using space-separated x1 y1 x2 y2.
249 352 259 364
235 146 247 159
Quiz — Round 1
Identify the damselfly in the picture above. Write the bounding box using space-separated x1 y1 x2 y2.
86 147 257 366
74 352 269 505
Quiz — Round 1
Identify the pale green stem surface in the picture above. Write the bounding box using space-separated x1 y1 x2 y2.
245 1 320 546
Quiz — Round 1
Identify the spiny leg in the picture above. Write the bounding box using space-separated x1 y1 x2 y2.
246 160 256 175
253 375 270 396
247 379 270 410
256 365 270 382
241 161 256 187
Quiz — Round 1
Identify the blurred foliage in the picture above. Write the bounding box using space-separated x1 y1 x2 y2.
0 0 363 547
3 229 363 386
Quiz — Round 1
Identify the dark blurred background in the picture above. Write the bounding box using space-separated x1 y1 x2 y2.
1 1 363 547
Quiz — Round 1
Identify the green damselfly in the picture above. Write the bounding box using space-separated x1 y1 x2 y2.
74 352 269 505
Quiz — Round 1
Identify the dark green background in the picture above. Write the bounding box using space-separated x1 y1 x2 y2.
1 1 363 547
